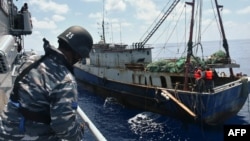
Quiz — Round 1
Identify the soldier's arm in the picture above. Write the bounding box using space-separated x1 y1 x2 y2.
49 81 84 140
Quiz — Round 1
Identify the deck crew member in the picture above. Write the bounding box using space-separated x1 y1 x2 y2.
194 66 204 92
205 67 214 93
20 3 28 13
0 26 93 141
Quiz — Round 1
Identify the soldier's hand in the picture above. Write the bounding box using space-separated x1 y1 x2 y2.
80 122 89 131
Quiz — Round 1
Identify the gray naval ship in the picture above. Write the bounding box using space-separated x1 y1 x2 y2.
0 0 32 112
0 1 106 140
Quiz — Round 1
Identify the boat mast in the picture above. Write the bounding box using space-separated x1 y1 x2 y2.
184 0 195 91
214 0 234 77
102 0 106 44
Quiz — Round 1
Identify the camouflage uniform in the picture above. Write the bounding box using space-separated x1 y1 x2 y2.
0 47 84 141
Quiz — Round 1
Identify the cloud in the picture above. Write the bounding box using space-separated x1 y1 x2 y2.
127 0 160 22
81 0 100 2
29 0 69 14
105 0 126 12
224 21 250 40
221 9 232 14
203 7 232 16
31 17 57 29
89 12 102 19
74 12 83 16
52 15 66 22
109 18 131 30
237 6 250 14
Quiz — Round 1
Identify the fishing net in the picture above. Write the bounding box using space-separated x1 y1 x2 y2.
205 50 227 64
146 57 187 73
146 50 226 73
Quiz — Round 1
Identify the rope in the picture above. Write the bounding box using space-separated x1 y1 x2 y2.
210 0 223 40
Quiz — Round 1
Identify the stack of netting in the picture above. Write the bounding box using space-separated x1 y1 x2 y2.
146 57 187 73
205 50 227 64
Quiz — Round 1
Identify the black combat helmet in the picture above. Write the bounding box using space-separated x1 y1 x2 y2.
58 26 93 57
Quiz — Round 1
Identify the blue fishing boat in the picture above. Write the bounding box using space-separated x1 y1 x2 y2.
74 0 250 125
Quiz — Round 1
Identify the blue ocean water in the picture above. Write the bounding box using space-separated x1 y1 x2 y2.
77 39 250 141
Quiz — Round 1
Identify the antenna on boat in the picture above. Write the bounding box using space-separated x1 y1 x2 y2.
183 0 195 91
102 0 106 44
214 0 234 77
119 22 123 44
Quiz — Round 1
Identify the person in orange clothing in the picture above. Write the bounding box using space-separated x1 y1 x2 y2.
194 66 202 80
205 67 214 93
194 66 204 92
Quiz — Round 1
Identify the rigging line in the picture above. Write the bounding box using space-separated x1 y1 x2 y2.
193 0 199 46
210 0 223 41
152 44 182 61
150 3 186 60
141 4 178 44
162 3 186 48
193 0 204 60
198 0 203 43
150 18 172 45
194 0 204 60
151 3 187 60
150 1 185 46
199 20 223 51
199 0 219 38
182 2 192 57
183 3 187 56
152 46 168 61
177 3 189 58
152 43 182 61
205 0 224 52
139 0 172 41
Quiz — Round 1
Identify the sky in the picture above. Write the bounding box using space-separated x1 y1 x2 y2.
14 0 250 53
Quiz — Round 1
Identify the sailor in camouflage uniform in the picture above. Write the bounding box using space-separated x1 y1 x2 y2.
0 26 93 141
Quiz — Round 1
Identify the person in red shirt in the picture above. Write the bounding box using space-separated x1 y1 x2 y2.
194 67 202 80
194 66 204 92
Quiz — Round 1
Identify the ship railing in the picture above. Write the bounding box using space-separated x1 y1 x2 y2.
213 78 245 92
11 64 20 84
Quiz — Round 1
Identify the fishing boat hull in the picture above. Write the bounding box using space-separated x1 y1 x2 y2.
74 65 250 125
